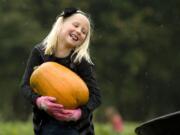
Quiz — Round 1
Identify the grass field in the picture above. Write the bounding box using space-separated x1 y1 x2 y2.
0 121 138 135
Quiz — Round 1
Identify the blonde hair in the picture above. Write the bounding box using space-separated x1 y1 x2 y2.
42 10 93 64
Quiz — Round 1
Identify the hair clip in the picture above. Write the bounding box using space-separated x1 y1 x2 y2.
60 7 78 18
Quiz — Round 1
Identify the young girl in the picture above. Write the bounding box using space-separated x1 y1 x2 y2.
21 8 101 135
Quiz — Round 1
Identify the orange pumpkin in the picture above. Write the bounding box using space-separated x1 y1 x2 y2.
30 62 89 109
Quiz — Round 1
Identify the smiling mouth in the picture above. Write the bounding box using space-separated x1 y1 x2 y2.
70 33 79 41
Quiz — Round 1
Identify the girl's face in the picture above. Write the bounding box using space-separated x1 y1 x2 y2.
59 13 89 48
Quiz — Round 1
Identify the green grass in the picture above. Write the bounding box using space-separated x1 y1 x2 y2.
0 121 138 135
95 122 138 135
0 121 34 135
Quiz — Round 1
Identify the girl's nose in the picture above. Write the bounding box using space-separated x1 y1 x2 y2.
76 28 81 35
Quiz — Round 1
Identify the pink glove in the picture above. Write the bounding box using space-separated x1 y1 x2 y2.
69 108 82 121
36 96 64 116
36 96 82 121
52 108 82 122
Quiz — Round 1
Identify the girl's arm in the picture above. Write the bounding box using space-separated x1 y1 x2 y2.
20 46 43 105
77 59 101 119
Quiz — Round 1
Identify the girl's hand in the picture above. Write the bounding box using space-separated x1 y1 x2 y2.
36 96 82 121
36 96 64 116
53 108 82 121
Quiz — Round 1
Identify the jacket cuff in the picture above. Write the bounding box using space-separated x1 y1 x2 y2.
31 93 41 106
80 106 91 120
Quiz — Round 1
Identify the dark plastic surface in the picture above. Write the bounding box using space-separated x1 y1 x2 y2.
135 111 180 135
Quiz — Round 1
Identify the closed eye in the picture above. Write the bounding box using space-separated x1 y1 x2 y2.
82 30 87 35
73 22 79 28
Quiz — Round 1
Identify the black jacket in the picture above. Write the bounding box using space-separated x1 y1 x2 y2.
21 43 101 135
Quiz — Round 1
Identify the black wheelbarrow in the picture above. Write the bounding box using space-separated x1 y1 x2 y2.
135 111 180 135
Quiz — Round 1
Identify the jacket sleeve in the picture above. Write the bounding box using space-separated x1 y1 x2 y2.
77 59 101 120
20 47 43 105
